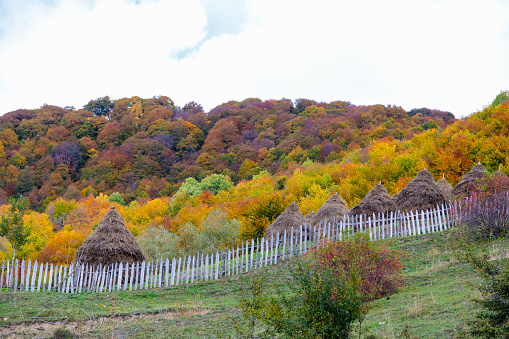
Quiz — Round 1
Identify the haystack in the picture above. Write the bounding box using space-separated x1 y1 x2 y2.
396 169 446 212
493 166 508 178
265 202 307 238
452 163 487 198
392 188 399 202
311 194 350 226
350 183 396 217
436 175 453 202
305 210 315 223
75 207 145 267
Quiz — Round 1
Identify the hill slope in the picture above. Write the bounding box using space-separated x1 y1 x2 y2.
1 230 502 338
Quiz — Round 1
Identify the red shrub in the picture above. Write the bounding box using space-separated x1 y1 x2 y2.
311 234 404 301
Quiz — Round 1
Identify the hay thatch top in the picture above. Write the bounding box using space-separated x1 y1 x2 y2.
350 183 397 217
436 177 453 202
265 202 307 238
396 169 446 212
452 164 487 198
75 207 145 267
305 210 315 222
494 170 508 178
311 194 349 226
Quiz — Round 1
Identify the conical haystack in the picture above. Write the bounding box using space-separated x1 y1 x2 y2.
265 202 307 238
305 210 315 223
392 188 399 202
75 207 145 267
350 183 396 217
436 176 453 202
311 194 349 226
452 164 487 198
494 168 508 178
396 169 446 212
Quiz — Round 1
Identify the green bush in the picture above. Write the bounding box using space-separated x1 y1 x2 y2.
196 210 240 253
137 225 181 261
238 259 364 338
108 192 125 205
237 234 404 338
454 234 509 337
138 210 241 260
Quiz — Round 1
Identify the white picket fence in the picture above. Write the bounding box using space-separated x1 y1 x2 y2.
0 202 462 293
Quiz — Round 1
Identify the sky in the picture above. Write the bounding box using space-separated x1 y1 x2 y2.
0 0 508 117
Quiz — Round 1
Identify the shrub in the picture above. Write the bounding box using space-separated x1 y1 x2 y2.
457 175 509 240
237 234 404 338
137 225 180 261
454 233 509 338
242 193 286 240
108 192 125 205
312 233 404 301
196 210 240 253
238 261 364 339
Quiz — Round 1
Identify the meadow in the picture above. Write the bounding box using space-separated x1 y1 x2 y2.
0 228 501 338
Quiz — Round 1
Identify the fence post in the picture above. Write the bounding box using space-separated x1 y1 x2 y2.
64 264 71 293
273 233 279 265
0 260 4 291
408 211 417 235
97 265 104 293
282 230 286 261
176 258 182 286
158 259 163 288
214 252 219 280
30 260 38 292
299 225 303 255
13 259 19 291
5 260 10 291
123 263 129 291
254 240 258 270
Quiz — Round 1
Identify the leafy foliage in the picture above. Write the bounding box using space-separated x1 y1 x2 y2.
237 235 404 338
456 175 509 240
0 196 29 253
454 233 509 338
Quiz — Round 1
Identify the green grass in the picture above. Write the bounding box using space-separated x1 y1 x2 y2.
1 230 507 338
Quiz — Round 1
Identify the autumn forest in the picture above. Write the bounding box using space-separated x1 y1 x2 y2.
0 91 508 264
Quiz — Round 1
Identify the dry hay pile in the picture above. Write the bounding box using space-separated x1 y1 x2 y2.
436 176 453 201
305 210 315 223
311 194 350 226
350 183 396 217
265 202 307 238
75 207 145 267
494 168 508 178
452 164 487 198
396 169 446 212
392 189 400 202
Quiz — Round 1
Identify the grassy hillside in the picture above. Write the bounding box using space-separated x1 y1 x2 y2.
1 229 506 338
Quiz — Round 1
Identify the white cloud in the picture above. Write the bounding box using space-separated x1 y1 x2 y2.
0 0 508 116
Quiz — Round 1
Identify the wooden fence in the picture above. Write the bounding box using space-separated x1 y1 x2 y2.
0 201 462 293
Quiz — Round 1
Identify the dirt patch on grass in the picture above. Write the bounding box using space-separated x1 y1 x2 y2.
0 308 212 338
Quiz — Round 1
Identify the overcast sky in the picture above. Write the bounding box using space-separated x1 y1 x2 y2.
0 0 508 117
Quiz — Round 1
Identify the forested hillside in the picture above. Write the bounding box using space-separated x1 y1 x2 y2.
0 96 455 209
1 91 509 264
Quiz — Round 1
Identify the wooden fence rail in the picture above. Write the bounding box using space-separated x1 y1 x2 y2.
0 201 465 293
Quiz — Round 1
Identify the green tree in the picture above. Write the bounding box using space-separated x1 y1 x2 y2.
0 196 30 254
15 168 35 195
84 96 115 118
199 174 233 195
108 192 125 205
492 91 509 108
